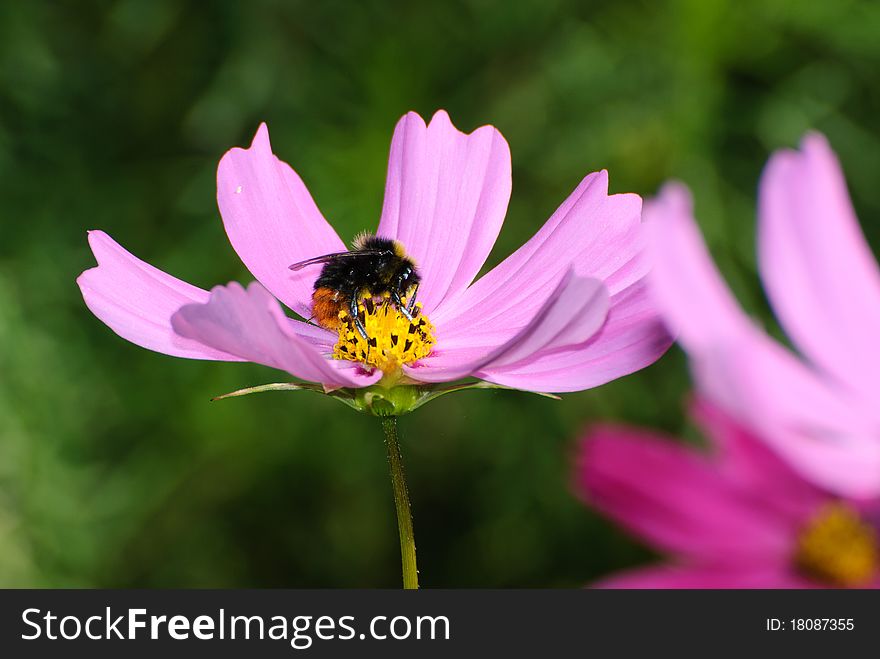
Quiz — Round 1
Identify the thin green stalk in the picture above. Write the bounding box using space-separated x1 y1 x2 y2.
380 416 418 589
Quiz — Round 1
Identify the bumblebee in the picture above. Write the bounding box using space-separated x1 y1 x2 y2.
289 234 421 339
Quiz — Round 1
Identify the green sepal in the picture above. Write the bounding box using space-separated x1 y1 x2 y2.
212 380 559 416
211 382 360 410
408 380 561 411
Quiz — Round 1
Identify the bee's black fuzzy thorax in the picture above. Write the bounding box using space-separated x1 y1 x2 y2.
313 234 421 298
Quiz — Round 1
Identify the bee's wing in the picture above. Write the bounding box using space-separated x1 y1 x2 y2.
288 250 389 271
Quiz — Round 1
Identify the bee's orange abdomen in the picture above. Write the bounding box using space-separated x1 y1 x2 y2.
312 287 343 330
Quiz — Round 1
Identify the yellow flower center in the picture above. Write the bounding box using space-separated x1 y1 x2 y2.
795 502 878 587
332 294 435 375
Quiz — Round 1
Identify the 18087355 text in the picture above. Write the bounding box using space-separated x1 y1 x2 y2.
766 618 854 631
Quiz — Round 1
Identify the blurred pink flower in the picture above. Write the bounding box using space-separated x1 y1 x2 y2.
646 134 880 497
78 111 670 396
576 400 880 589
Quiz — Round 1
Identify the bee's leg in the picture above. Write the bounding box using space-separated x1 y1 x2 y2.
392 289 415 322
406 283 419 315
349 292 368 340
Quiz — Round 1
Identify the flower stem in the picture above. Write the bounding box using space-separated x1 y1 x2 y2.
380 416 418 589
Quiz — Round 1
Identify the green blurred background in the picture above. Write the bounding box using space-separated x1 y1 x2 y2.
2 0 879 587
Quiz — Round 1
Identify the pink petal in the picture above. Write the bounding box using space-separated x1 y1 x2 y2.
477 280 673 392
758 133 880 399
217 123 347 318
485 276 609 368
432 170 644 337
376 111 512 314
645 182 753 351
576 428 793 564
404 271 608 382
171 282 381 389
694 334 880 498
593 564 814 589
77 231 243 361
689 398 826 524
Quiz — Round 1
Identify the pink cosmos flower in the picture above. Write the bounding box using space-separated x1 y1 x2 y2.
77 111 671 409
575 399 880 589
646 133 880 497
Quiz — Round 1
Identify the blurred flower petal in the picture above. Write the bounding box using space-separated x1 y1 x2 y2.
577 427 793 564
694 336 880 498
594 565 812 589
689 398 825 522
759 133 880 397
645 182 752 350
647 158 880 497
576 399 880 588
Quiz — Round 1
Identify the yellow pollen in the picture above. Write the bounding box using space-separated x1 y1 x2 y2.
795 502 878 587
332 293 436 374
